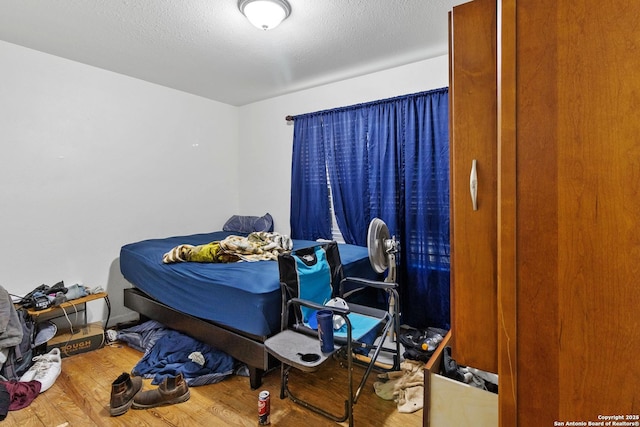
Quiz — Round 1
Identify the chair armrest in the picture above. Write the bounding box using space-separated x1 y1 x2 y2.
339 277 397 295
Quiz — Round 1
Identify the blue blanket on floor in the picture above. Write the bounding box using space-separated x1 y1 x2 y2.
124 322 235 386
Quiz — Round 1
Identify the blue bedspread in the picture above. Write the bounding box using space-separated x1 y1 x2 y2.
120 231 375 337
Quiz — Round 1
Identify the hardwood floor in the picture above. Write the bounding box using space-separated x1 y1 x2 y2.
2 343 423 426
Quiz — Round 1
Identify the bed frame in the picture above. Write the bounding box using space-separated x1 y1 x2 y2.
124 287 277 389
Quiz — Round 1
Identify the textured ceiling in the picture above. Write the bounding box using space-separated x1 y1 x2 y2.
0 0 468 106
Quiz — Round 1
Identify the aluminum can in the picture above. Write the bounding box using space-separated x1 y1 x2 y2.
258 390 270 425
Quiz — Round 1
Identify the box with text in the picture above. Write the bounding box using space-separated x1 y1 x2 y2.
46 322 105 358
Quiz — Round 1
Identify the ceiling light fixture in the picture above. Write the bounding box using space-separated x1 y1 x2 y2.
239 0 291 31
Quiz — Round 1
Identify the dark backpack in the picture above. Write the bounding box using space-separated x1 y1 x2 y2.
1 308 36 380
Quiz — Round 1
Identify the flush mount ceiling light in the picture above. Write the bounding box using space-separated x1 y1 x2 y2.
239 0 291 31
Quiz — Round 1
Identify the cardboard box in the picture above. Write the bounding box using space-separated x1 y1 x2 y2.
47 322 105 358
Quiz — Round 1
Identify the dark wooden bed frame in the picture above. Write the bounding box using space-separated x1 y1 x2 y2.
124 287 278 389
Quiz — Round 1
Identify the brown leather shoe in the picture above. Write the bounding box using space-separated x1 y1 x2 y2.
132 373 190 409
110 372 143 416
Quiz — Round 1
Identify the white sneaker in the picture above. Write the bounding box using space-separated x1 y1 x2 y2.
106 329 118 343
19 348 62 393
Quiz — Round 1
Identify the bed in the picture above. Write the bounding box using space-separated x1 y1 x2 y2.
120 230 377 388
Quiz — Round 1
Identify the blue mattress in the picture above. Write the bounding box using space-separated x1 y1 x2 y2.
120 231 375 337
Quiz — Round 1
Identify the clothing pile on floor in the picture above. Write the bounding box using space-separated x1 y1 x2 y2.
373 359 426 414
372 344 499 415
109 320 236 386
0 285 63 419
0 348 62 419
1 283 240 420
372 327 449 414
106 320 239 416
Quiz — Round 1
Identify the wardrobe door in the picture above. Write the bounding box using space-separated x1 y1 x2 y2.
512 0 640 423
449 0 498 374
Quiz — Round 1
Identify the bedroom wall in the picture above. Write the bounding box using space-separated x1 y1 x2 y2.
0 40 240 325
236 55 450 234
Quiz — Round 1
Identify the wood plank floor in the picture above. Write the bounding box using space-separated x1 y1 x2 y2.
2 343 423 426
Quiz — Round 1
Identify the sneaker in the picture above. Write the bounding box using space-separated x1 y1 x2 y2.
19 348 62 393
105 329 118 343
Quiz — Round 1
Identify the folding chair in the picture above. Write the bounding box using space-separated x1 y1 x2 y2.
264 242 400 426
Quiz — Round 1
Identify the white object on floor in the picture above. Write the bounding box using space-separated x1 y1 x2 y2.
373 359 425 413
106 329 118 343
19 348 62 393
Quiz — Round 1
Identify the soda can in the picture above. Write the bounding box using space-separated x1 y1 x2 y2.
258 390 270 425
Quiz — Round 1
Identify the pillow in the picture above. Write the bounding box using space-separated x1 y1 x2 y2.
222 213 274 233
252 213 274 232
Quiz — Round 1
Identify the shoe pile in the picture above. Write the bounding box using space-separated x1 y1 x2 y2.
109 372 190 417
19 348 62 393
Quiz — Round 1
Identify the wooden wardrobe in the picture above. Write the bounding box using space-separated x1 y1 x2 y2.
447 0 640 425
449 0 498 376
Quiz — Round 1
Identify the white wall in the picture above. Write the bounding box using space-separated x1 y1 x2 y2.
0 40 240 325
237 55 449 233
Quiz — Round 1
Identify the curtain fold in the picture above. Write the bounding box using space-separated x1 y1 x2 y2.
323 109 370 245
290 114 331 241
290 88 450 329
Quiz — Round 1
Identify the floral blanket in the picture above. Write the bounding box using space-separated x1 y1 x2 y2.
162 231 293 264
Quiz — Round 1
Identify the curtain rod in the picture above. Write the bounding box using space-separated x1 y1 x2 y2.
284 87 448 123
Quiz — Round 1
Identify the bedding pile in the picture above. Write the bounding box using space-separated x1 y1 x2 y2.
162 231 293 264
112 320 235 387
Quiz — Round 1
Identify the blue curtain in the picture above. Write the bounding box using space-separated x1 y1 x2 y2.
290 88 450 329
290 114 332 241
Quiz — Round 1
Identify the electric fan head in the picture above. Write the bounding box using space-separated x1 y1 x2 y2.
367 218 398 281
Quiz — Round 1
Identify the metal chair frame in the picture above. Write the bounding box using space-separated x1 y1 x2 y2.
266 269 401 427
